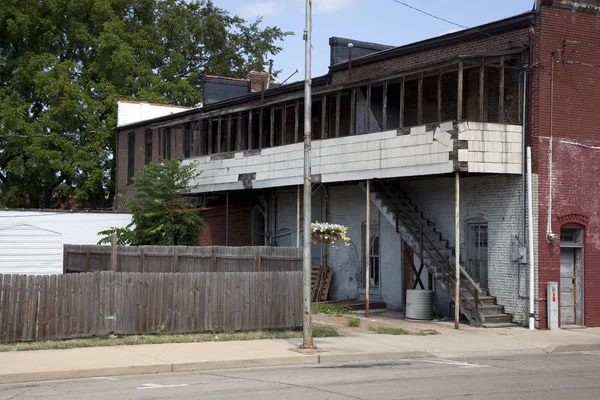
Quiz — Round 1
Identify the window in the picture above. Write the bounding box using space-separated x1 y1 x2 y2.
127 132 135 184
361 223 380 287
163 127 172 159
144 130 153 164
183 124 192 158
561 227 583 246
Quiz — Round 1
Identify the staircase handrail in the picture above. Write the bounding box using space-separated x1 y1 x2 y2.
376 182 484 318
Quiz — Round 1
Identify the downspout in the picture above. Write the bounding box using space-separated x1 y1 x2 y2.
518 31 532 299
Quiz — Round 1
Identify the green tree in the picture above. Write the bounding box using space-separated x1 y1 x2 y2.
99 158 203 245
0 0 291 209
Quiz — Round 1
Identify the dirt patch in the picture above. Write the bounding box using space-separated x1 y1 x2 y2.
313 311 452 336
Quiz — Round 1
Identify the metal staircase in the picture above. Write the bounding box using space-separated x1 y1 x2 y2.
363 180 514 327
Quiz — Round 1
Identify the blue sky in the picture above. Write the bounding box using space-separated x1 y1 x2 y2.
215 0 535 81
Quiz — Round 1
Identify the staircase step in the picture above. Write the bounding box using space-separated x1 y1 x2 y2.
481 322 518 328
479 305 504 315
464 296 496 306
482 314 513 324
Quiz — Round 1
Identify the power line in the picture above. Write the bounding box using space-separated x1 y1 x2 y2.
391 0 493 37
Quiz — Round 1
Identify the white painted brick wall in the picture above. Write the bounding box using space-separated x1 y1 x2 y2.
273 184 403 309
400 174 539 325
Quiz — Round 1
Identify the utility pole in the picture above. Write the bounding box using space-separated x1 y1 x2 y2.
301 0 315 349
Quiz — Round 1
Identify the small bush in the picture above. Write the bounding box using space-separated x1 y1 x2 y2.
313 326 340 337
346 316 361 327
312 303 352 315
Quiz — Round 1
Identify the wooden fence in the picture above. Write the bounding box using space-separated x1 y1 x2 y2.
64 245 302 274
0 271 302 342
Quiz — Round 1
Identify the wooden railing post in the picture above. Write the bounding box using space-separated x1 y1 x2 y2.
110 234 117 272
254 249 261 272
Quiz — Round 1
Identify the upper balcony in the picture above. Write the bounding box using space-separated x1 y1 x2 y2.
174 51 526 193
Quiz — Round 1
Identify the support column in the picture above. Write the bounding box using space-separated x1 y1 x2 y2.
479 60 485 121
417 73 423 125
455 171 461 330
225 192 229 246
297 185 301 248
499 56 505 123
335 91 341 137
457 62 464 121
382 80 388 131
365 179 371 317
248 111 253 150
399 77 405 129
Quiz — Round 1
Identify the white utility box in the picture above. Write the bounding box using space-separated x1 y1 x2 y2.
547 282 559 330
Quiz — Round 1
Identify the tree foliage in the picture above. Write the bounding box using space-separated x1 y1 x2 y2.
99 158 203 246
0 0 290 208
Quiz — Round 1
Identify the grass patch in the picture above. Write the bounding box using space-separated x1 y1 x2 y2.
312 303 352 315
0 327 341 352
368 326 440 336
346 316 361 328
313 326 340 337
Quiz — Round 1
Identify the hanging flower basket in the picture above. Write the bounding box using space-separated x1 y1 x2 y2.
311 222 350 246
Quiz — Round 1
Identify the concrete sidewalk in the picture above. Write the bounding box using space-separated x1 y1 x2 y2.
1 326 599 384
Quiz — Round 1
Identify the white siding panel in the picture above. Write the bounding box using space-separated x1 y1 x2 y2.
0 224 62 275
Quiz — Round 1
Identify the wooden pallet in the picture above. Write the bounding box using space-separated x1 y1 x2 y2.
311 265 333 303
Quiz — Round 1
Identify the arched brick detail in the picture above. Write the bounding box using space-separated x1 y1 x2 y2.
558 213 589 227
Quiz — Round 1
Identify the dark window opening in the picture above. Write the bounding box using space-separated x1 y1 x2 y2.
339 92 351 137
403 77 419 127
163 127 172 159
183 123 192 158
422 74 439 125
127 132 135 184
369 83 384 132
386 80 401 130
144 130 152 165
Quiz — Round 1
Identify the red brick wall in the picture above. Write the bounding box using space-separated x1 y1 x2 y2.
197 205 253 246
331 28 530 85
533 5 600 328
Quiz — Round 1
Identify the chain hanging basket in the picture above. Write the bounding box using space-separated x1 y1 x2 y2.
311 222 350 246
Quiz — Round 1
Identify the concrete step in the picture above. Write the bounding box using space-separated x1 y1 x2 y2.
482 314 513 324
481 322 518 328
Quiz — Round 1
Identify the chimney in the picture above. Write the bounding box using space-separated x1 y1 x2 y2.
248 71 270 92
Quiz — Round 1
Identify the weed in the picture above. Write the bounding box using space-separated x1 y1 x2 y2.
346 316 361 328
312 303 351 315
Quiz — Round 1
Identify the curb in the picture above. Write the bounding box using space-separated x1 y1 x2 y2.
3 345 600 385
318 351 433 364
546 343 600 353
0 364 172 385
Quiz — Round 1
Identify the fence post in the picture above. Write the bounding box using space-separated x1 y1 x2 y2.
63 246 69 273
140 248 146 273
211 247 217 272
173 247 180 272
255 249 261 272
110 234 118 272
86 249 91 272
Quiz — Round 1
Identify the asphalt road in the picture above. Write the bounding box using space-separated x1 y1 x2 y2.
2 352 600 399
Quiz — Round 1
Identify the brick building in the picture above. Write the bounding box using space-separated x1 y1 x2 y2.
114 1 600 328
